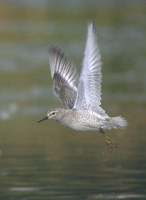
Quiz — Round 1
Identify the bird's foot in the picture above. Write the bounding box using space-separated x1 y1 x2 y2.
99 128 117 152
105 136 117 152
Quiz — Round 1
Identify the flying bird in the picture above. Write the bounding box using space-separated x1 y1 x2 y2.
38 22 127 152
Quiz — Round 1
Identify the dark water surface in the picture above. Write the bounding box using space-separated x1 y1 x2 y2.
0 1 146 199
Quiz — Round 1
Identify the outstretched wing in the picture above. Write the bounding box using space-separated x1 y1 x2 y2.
49 47 78 109
74 22 106 116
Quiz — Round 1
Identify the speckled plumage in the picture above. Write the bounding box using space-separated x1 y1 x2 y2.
38 22 127 151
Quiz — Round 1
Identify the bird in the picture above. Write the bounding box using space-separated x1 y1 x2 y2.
38 22 127 152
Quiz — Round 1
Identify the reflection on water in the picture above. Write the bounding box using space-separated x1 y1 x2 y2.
0 1 146 199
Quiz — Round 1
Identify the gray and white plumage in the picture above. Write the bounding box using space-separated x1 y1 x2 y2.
49 47 78 109
74 23 106 117
38 22 127 151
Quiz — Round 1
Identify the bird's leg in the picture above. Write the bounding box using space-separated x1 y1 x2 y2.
99 128 117 152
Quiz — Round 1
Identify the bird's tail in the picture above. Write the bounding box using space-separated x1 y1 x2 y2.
103 116 128 130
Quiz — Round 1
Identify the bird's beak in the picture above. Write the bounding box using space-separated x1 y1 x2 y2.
37 116 48 123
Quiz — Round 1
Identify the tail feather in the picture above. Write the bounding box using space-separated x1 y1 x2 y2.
103 116 128 130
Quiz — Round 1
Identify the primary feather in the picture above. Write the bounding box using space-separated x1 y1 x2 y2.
49 47 78 109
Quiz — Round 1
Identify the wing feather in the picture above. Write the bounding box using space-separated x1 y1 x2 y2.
74 22 107 116
49 47 78 109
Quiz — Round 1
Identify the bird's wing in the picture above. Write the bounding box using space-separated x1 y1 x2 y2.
74 22 106 116
49 47 78 109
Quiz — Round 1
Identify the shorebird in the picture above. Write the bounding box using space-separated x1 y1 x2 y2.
38 22 127 152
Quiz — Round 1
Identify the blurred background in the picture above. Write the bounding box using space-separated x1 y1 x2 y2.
0 0 146 199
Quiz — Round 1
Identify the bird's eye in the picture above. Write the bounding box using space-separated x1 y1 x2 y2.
51 112 56 115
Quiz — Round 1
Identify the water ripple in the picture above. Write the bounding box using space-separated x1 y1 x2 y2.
89 193 146 199
9 187 39 192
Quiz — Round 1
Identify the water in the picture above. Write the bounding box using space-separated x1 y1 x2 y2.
0 1 146 199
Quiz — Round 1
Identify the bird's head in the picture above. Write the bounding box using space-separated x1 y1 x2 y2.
37 108 64 123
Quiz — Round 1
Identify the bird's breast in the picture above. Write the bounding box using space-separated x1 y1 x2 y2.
59 110 102 131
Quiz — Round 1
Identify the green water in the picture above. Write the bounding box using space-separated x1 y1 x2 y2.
0 1 146 199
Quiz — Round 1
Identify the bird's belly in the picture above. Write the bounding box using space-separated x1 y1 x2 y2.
71 124 98 131
61 115 100 131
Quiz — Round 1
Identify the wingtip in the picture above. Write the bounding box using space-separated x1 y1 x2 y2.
48 45 65 58
87 20 96 35
88 20 95 28
48 45 58 55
